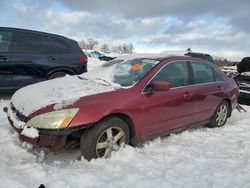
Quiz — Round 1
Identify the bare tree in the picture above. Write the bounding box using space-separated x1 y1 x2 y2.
78 40 88 49
100 44 110 53
127 43 134 54
111 45 121 53
78 38 99 50
79 38 133 54
116 43 134 54
86 38 98 50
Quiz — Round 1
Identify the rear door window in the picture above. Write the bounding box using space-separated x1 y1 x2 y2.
0 31 12 53
43 37 70 54
191 62 216 84
213 69 223 82
12 31 43 54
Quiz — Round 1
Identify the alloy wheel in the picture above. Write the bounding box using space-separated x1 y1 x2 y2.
95 127 126 158
216 104 228 126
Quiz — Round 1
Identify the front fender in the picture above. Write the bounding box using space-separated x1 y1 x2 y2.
68 103 133 128
68 105 110 127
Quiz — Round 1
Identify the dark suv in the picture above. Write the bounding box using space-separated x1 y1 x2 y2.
0 27 88 92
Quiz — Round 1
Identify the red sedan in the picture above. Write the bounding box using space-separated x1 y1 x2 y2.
5 55 239 160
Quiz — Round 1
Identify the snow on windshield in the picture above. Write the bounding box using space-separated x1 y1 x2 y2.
84 58 159 87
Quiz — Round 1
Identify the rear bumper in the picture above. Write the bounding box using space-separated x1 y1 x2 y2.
73 64 88 74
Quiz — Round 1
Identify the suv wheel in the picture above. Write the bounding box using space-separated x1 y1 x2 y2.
48 71 68 79
80 117 129 161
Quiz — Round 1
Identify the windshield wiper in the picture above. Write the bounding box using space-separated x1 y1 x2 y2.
95 78 112 86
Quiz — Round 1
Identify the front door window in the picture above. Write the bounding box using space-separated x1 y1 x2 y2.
151 61 190 88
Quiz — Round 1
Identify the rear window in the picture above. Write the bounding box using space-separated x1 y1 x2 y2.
12 32 43 54
0 31 12 53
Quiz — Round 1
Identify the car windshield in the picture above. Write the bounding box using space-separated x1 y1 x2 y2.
83 58 159 87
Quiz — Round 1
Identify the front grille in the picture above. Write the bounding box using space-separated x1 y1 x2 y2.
11 103 28 122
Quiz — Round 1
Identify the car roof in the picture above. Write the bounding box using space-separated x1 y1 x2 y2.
115 53 210 63
0 27 71 40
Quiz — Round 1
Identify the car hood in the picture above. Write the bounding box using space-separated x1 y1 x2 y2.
11 75 118 117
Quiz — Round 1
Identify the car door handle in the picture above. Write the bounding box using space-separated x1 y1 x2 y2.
183 92 193 98
0 56 8 61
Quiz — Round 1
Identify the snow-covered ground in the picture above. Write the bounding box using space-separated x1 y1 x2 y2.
1 57 250 188
1 100 250 188
87 57 106 71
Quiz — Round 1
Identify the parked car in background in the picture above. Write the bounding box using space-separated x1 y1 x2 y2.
220 65 238 77
185 52 215 63
98 55 116 61
237 57 250 73
233 57 250 104
236 75 250 104
85 50 117 61
89 50 104 58
0 27 88 92
159 50 215 64
5 55 238 160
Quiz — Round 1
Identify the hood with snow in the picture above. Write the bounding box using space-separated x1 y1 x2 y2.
11 75 117 117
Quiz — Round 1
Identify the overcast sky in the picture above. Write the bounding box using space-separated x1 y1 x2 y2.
1 0 250 60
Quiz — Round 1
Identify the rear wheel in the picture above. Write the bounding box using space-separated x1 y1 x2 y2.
207 101 230 128
48 71 68 79
80 117 129 161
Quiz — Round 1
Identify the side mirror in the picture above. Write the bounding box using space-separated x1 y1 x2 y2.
148 81 171 92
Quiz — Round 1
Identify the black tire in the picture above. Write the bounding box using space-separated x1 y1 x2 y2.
207 100 230 128
48 71 68 79
80 117 130 161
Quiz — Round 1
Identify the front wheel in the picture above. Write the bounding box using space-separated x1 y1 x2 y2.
207 101 230 128
80 117 129 161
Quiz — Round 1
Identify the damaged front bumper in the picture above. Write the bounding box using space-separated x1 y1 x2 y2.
4 106 86 148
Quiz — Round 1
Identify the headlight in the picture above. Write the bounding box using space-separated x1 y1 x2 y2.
25 108 79 129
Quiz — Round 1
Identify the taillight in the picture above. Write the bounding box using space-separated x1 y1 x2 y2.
80 56 88 63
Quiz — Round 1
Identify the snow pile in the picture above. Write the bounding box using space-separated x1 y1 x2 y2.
1 99 250 188
88 57 106 71
21 126 39 138
11 75 116 116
